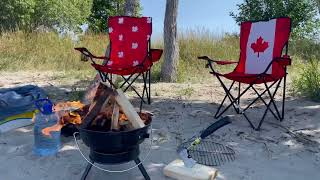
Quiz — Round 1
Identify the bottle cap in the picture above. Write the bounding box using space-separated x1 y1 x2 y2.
35 98 53 115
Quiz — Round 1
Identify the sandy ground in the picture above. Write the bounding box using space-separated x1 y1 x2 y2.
0 71 320 180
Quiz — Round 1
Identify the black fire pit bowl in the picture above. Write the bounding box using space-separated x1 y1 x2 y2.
79 112 152 155
78 113 152 180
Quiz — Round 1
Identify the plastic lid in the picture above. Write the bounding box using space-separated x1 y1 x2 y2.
35 98 53 115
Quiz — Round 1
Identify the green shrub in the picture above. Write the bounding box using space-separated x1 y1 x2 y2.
290 39 320 61
293 58 320 101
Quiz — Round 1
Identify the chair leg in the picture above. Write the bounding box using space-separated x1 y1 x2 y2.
102 72 117 87
214 81 240 118
120 74 147 104
214 73 286 130
255 80 282 130
147 70 151 104
265 80 283 120
214 94 228 119
98 70 153 109
98 71 107 82
242 112 256 129
215 76 253 119
140 72 148 111
245 81 281 120
237 82 241 114
120 74 136 91
280 74 287 121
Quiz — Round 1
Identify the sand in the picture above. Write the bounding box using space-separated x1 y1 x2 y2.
0 71 320 180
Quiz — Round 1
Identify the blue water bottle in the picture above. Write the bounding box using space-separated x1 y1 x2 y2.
33 98 61 156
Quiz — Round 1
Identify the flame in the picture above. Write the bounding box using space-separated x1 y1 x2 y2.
42 123 64 137
53 101 85 112
40 100 140 135
40 101 85 136
60 112 82 125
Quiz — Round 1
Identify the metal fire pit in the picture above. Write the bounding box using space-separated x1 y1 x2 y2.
76 113 152 180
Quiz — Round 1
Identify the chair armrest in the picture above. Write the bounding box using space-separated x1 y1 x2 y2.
74 47 107 60
198 56 237 65
262 55 292 74
150 49 163 62
273 55 292 66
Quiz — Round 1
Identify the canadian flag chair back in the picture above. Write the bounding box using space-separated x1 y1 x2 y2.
235 17 291 75
108 16 152 68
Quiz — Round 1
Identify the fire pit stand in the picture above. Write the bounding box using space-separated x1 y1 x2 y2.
74 117 152 180
80 160 149 180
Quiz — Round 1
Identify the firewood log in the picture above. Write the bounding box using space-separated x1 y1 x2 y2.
111 103 120 130
115 89 145 129
81 83 115 128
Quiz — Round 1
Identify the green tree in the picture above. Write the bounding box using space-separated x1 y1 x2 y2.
32 0 93 32
88 0 141 32
124 0 141 16
0 0 93 32
0 0 36 32
230 0 320 39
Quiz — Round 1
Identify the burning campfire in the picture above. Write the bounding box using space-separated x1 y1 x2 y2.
51 83 153 180
41 83 151 136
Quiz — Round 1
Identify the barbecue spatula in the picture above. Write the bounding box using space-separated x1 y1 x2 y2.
177 116 231 168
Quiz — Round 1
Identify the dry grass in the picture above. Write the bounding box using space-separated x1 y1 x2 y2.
0 30 319 88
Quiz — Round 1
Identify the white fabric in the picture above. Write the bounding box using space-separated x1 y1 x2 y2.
245 19 276 74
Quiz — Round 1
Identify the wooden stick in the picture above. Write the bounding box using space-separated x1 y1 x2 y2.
111 102 120 130
115 89 145 129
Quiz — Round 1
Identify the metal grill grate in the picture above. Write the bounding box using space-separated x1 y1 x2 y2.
180 140 235 166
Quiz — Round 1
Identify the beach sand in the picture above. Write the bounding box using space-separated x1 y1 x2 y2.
0 71 319 180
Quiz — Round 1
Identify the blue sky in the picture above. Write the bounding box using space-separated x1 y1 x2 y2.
141 0 242 36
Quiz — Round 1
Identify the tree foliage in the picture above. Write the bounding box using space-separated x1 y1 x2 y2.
0 0 93 32
124 0 141 16
32 0 92 31
88 0 141 32
0 0 36 31
230 0 320 39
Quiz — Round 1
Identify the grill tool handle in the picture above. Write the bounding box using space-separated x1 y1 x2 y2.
200 116 231 139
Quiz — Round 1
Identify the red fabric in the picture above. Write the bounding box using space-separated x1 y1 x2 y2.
274 57 291 66
271 17 291 77
92 63 151 75
92 48 162 76
150 49 163 62
108 16 152 68
222 17 291 84
214 60 238 65
235 21 252 73
215 71 285 84
89 16 162 75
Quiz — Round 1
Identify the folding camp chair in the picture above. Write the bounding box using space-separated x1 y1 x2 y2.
199 17 292 130
75 16 162 109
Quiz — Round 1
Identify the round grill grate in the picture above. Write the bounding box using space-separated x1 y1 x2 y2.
180 140 235 166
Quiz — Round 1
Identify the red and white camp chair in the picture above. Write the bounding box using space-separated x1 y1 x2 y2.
75 16 162 109
199 17 292 130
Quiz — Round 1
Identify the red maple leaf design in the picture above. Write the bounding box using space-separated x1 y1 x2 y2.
251 36 269 57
